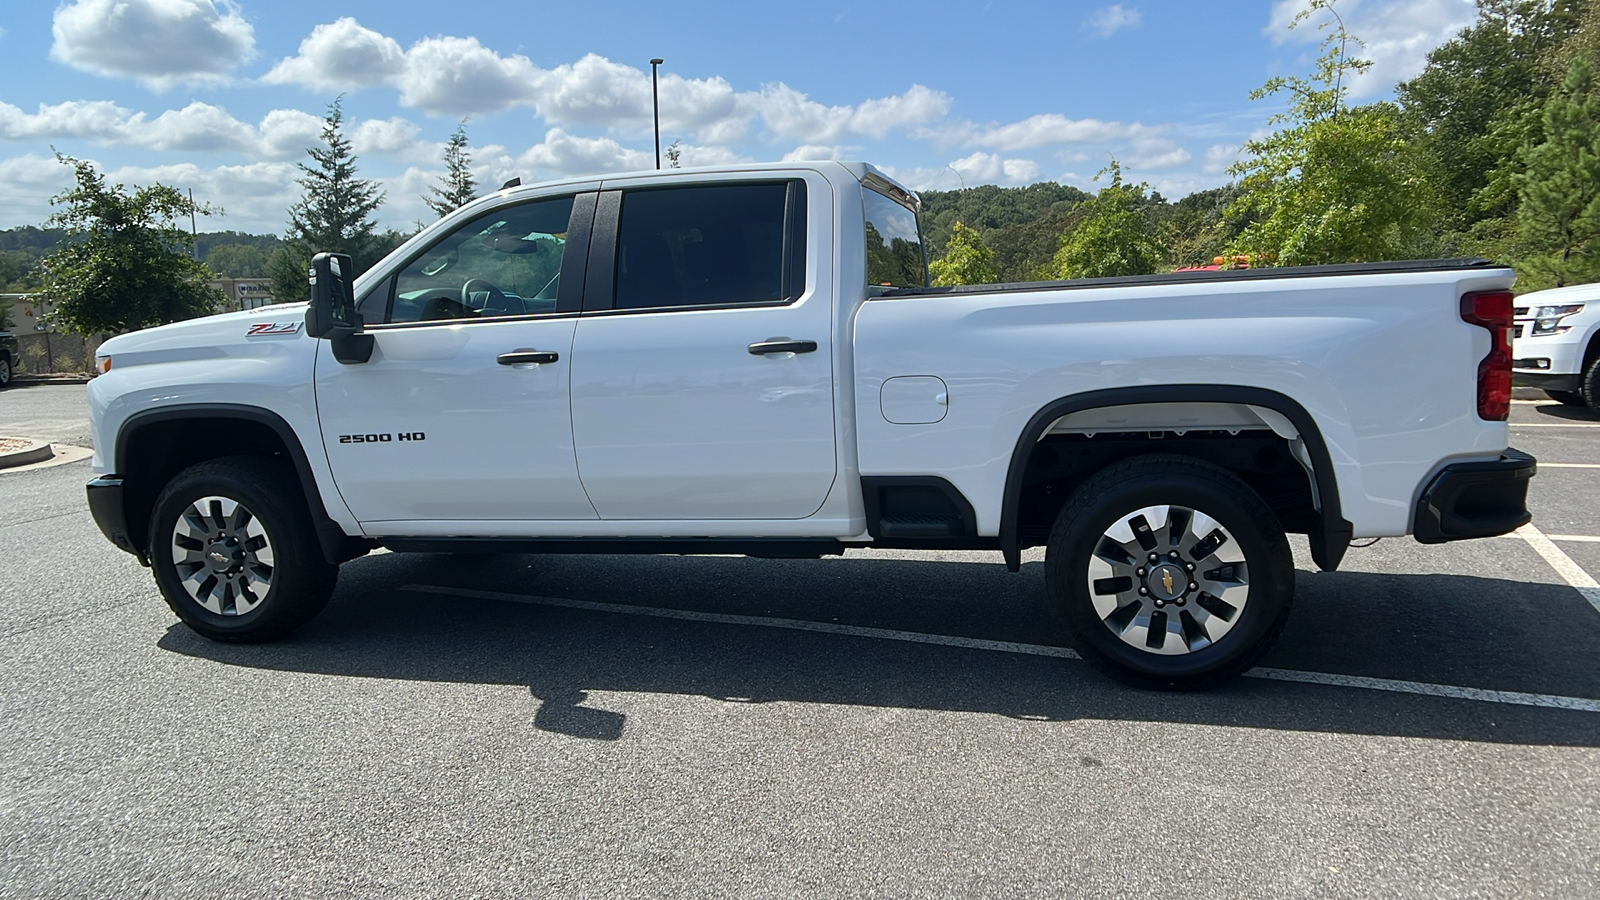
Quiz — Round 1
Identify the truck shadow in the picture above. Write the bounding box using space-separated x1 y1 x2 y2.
1532 402 1598 421
158 551 1600 747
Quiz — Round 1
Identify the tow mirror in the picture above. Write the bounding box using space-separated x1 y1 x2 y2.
305 252 374 364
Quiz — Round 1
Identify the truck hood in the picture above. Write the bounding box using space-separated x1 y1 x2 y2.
97 304 312 365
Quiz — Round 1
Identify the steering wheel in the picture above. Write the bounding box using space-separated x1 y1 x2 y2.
461 278 508 314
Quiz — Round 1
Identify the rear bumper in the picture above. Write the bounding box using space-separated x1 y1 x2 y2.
1414 449 1535 544
87 475 146 563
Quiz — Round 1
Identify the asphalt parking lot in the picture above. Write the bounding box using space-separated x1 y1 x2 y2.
2 384 1597 898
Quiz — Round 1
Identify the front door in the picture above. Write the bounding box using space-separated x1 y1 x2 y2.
316 191 598 528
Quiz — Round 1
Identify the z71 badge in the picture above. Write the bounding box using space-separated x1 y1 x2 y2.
246 321 304 336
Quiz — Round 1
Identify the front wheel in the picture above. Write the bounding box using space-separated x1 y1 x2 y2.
148 457 338 642
1044 455 1295 690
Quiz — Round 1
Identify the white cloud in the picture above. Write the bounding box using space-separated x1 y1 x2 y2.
781 145 844 162
515 128 652 179
1202 143 1240 174
1265 0 1476 97
260 17 404 91
257 109 325 159
50 0 255 90
1087 5 1143 38
351 117 422 156
963 114 1154 151
138 102 257 153
0 100 136 141
0 99 422 164
949 152 1042 185
749 83 951 144
396 35 541 115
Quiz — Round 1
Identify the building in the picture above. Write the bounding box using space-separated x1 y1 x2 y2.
209 278 277 310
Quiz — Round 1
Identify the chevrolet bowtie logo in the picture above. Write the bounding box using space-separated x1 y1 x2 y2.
1162 569 1174 595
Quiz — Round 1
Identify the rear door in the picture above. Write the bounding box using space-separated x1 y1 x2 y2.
569 173 837 520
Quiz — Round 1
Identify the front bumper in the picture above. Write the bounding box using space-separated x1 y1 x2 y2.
87 475 147 564
1512 370 1580 392
1414 449 1535 544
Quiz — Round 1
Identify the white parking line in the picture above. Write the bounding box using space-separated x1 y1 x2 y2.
1511 422 1600 428
1539 463 1600 469
1547 535 1600 543
1517 523 1600 616
402 584 1600 714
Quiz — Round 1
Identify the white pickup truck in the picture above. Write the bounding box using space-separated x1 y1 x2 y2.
85 161 1535 689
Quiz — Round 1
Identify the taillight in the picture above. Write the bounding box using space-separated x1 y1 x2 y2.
1461 290 1513 421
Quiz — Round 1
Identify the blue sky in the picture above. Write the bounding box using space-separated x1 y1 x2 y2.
0 0 1481 235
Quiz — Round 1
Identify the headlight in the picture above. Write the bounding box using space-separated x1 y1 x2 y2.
1531 303 1584 335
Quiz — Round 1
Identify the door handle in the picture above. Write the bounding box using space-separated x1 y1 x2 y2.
497 349 560 366
748 339 818 356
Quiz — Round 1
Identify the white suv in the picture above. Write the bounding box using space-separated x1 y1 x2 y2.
1512 282 1600 411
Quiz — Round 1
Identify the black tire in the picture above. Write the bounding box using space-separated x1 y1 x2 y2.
1583 354 1600 415
1544 389 1587 406
0 354 12 388
148 456 338 642
1044 454 1295 690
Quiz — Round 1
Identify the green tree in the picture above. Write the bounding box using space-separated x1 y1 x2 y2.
204 243 268 278
1512 54 1600 289
424 119 477 218
1050 161 1162 279
1227 0 1426 266
928 221 999 285
37 154 224 335
271 97 387 302
1397 0 1587 236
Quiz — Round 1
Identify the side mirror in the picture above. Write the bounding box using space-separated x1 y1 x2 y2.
304 252 374 364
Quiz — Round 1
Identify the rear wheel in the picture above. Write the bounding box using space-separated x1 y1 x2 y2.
1044 454 1295 690
1544 389 1587 406
148 457 338 642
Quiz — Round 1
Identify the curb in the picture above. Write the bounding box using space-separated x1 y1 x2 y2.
0 438 55 469
11 374 93 386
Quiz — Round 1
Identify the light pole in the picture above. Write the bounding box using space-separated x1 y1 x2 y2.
650 58 664 170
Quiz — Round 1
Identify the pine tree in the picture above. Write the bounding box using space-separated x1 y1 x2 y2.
271 97 386 302
928 221 998 285
424 120 477 218
1513 54 1600 289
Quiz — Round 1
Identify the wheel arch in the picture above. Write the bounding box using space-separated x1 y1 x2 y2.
998 385 1352 573
115 404 353 565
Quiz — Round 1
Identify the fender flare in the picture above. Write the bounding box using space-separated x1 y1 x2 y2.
997 385 1352 573
116 403 352 565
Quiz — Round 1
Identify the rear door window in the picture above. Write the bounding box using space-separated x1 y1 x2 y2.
611 182 805 311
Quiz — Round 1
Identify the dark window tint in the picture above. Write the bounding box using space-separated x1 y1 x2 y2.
863 189 926 290
614 183 798 310
385 195 574 324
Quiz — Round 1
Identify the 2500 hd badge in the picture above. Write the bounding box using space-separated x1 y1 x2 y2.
337 432 426 443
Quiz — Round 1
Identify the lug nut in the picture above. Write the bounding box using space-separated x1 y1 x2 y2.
1154 599 1166 608
1149 553 1159 563
1176 598 1186 606
1136 567 1146 577
1169 551 1181 561
1138 587 1148 596
1189 583 1198 592
1186 563 1195 572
